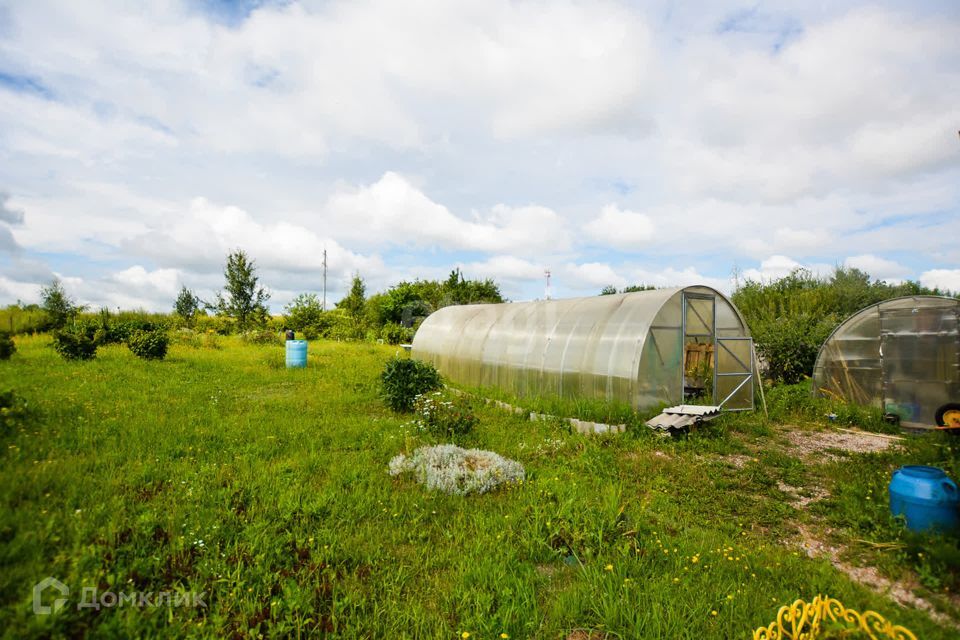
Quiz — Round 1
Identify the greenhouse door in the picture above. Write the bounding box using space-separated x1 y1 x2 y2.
879 305 960 428
714 337 755 410
682 293 715 401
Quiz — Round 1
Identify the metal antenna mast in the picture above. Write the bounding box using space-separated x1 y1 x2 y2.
322 249 327 311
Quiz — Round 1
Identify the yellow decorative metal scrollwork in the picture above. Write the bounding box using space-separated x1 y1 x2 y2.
753 595 916 640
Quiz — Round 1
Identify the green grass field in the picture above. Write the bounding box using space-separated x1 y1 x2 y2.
1 335 958 638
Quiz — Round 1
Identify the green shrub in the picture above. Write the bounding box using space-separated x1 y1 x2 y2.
380 358 442 412
411 391 478 440
201 331 220 350
380 323 414 345
0 389 29 435
52 328 97 361
0 332 15 360
752 313 836 385
241 329 281 345
195 315 236 335
127 329 169 360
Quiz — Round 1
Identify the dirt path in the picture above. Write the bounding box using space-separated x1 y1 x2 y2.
735 425 959 630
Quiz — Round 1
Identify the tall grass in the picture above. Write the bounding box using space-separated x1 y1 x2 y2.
0 335 955 638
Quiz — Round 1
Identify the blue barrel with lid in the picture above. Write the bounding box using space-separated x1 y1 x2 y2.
285 339 307 368
889 466 959 532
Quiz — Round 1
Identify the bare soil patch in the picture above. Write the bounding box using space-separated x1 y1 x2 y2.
780 427 900 461
777 481 829 508
796 524 959 630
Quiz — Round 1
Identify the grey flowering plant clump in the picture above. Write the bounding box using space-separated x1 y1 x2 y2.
388 444 525 496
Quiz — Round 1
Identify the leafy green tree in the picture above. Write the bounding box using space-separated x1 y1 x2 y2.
599 285 618 296
337 275 367 338
732 266 954 384
285 293 324 332
215 250 270 330
440 268 503 306
173 286 201 326
40 278 78 330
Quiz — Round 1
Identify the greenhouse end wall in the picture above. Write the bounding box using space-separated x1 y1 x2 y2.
813 296 960 429
411 285 750 410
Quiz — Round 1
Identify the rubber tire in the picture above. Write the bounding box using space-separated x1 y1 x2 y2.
934 402 960 434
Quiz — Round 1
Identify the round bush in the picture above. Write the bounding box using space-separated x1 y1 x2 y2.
0 332 15 360
52 329 97 361
380 358 442 412
128 329 169 360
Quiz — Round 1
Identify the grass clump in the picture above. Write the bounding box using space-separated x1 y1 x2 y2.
388 444 524 495
411 390 478 440
379 357 442 412
766 379 895 433
127 329 170 360
0 388 29 434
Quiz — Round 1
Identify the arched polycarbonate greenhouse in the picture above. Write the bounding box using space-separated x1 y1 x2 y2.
411 285 755 411
813 296 960 430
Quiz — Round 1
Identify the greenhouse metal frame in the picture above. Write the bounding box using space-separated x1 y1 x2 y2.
411 285 755 412
812 295 960 429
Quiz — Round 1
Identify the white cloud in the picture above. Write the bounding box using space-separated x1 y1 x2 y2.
0 276 41 302
583 204 655 249
561 261 625 291
843 254 909 281
325 172 572 255
741 255 804 282
919 270 960 294
125 197 384 279
112 265 180 298
662 7 960 202
0 2 958 309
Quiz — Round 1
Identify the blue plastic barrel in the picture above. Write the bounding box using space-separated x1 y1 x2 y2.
889 466 959 533
285 339 307 368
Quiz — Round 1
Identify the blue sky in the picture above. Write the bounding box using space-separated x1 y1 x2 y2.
0 0 958 311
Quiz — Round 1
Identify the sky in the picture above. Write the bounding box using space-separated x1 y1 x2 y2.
0 0 958 312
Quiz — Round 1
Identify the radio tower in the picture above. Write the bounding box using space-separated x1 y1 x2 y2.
544 269 552 300
322 249 328 311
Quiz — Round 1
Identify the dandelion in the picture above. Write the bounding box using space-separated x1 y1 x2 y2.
711 610 718 616
604 564 613 572
501 634 510 639
461 633 470 639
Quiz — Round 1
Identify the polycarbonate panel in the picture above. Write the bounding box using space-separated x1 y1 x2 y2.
813 296 960 428
412 286 750 410
636 327 682 407
685 296 715 337
716 374 752 409
717 338 751 373
715 337 754 410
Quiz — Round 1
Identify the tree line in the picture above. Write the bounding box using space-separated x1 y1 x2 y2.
8 251 956 386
